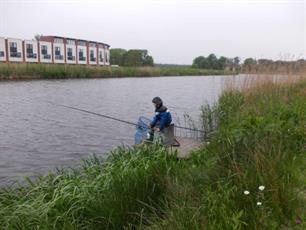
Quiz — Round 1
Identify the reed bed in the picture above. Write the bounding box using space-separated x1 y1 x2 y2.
0 63 233 80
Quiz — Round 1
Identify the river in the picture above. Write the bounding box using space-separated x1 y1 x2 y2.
0 75 230 185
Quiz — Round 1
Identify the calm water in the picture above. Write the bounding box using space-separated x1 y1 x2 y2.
0 75 229 185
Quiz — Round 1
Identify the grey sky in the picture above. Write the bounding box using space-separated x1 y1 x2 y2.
0 0 305 64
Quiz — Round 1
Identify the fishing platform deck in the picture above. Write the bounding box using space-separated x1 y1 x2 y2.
170 137 203 158
141 123 205 159
143 137 203 159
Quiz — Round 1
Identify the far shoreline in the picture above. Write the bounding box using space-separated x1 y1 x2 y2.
0 63 236 81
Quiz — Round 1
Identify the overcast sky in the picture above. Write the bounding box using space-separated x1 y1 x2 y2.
0 0 305 64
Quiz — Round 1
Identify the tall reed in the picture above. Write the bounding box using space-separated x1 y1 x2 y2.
0 63 234 80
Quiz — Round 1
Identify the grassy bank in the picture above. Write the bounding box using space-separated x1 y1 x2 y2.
0 63 234 80
0 145 179 229
0 76 305 229
151 77 306 229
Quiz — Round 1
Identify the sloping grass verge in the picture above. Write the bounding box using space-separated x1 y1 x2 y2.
147 78 306 229
0 145 178 229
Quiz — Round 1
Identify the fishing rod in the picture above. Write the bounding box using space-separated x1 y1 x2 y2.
45 101 207 134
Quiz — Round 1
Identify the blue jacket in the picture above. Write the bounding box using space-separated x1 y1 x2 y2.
150 105 172 131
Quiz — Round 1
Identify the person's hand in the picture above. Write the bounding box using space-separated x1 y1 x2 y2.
155 128 160 132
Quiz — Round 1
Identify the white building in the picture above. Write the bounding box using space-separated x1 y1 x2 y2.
0 35 110 65
24 40 38 63
39 41 52 63
0 37 6 62
7 38 23 62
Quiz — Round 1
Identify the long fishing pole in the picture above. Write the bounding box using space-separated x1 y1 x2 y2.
46 101 207 133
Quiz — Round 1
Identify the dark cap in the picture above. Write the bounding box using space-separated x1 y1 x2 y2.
152 97 163 106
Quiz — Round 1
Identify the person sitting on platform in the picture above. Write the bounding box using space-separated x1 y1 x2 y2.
149 96 172 132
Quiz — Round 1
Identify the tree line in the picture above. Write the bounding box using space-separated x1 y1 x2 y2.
192 54 240 70
192 54 305 73
110 49 154 67
109 48 305 75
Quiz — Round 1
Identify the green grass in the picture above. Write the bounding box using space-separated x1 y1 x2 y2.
0 77 305 229
148 78 306 229
0 145 179 229
0 63 234 80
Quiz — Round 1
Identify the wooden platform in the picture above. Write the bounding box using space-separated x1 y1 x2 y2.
142 136 203 159
170 137 203 158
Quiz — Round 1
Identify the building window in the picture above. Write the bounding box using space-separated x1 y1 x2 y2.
26 44 37 59
41 45 47 54
0 51 4 57
55 46 61 55
54 38 63 43
99 50 104 62
78 48 86 61
9 42 21 58
67 47 75 61
90 50 96 62
10 42 17 49
90 43 96 48
67 48 72 56
67 40 75 45
55 46 63 60
26 44 33 53
41 45 50 59
78 41 86 46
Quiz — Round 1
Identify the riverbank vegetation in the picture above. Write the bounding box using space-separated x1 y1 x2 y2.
151 75 306 229
241 58 306 74
192 53 306 75
0 63 233 80
0 74 305 229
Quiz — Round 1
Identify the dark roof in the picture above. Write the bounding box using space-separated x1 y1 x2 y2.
46 35 110 47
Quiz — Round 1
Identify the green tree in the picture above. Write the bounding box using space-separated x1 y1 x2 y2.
122 49 154 66
243 58 257 72
217 56 228 70
192 56 206 68
143 55 154 66
207 53 218 69
34 34 43 41
233 57 240 66
233 57 240 71
110 48 127 66
243 58 257 66
193 54 238 70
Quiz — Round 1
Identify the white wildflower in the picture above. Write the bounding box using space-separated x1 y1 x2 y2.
243 190 250 195
257 202 262 206
258 185 265 191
